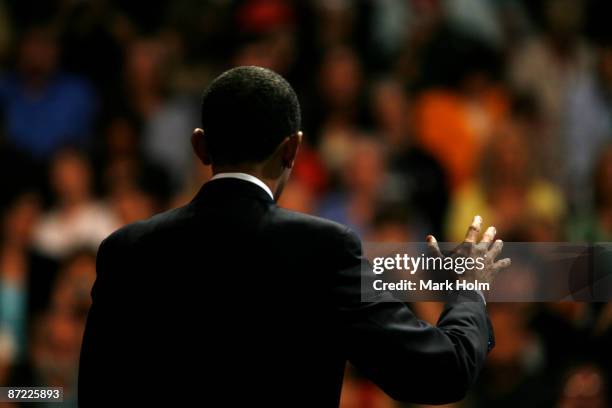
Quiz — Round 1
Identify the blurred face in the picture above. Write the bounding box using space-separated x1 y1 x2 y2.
112 189 155 224
489 125 529 182
32 310 84 385
106 118 139 156
17 28 59 82
50 151 92 204
373 82 410 143
319 48 362 108
343 140 384 195
233 31 296 75
276 180 315 213
125 39 166 92
315 2 354 46
3 193 41 245
53 254 96 313
558 366 608 408
486 303 532 364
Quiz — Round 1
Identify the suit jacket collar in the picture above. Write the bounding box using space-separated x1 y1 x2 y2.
210 172 274 199
191 177 276 206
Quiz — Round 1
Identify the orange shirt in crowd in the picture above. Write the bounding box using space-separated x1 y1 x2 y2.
413 87 508 190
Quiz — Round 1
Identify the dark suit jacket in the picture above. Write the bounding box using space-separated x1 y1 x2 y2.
78 178 494 407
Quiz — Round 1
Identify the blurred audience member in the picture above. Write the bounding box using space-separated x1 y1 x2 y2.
0 192 58 360
564 39 612 210
33 149 119 258
49 250 95 318
96 113 174 210
29 308 84 405
60 0 126 106
511 0 592 124
318 137 386 237
558 365 608 408
110 188 155 226
413 54 507 190
367 0 410 68
509 92 557 187
313 0 356 50
233 0 297 76
290 143 328 195
568 145 612 242
446 121 565 242
277 179 317 214
366 206 414 243
123 38 197 188
17 252 95 405
372 80 449 237
510 0 594 205
0 24 97 159
445 0 504 48
472 303 551 407
311 46 367 150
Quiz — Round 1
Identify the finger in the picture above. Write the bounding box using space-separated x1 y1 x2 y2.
464 215 482 243
488 258 511 282
480 226 496 244
492 258 511 270
487 239 503 260
426 235 443 258
487 265 501 283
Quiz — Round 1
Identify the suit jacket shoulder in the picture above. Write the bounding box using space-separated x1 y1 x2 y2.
266 207 360 257
101 206 188 249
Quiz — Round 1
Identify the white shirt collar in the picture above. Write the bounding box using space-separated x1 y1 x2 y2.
210 172 274 200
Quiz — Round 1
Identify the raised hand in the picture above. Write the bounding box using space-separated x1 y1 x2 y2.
426 215 511 285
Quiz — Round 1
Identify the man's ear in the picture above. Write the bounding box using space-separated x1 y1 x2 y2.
281 131 303 169
191 128 212 165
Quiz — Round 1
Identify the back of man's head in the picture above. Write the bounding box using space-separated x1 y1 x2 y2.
200 66 301 166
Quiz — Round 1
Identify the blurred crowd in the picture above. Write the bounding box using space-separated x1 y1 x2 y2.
0 0 611 407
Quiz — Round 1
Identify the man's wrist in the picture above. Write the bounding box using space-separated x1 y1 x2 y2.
474 289 486 305
449 288 487 304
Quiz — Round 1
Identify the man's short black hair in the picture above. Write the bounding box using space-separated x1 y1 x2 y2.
200 66 301 165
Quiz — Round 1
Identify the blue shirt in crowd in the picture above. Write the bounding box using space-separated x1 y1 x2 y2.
0 73 97 158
